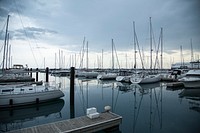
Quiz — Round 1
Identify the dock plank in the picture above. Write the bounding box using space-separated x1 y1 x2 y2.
8 112 122 133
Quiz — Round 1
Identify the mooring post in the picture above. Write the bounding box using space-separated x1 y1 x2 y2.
70 67 75 118
36 68 38 82
30 68 32 77
27 68 29 75
46 67 49 83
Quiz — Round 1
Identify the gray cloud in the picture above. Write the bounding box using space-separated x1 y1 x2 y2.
13 27 57 40
0 0 200 54
0 0 26 20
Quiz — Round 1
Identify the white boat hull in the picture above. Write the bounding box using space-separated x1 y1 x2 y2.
116 76 131 83
84 72 99 78
97 73 117 80
0 85 64 108
130 74 161 84
76 71 98 78
179 77 200 88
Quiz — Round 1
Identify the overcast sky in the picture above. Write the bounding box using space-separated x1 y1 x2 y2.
0 0 200 68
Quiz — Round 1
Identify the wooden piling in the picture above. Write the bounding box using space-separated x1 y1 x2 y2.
30 68 32 77
70 67 75 118
46 67 49 83
36 68 38 82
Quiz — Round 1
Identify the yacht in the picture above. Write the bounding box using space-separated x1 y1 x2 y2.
178 70 200 88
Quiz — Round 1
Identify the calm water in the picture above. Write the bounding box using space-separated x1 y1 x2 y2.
0 74 200 133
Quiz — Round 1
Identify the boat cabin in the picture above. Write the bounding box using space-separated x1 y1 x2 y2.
12 64 24 69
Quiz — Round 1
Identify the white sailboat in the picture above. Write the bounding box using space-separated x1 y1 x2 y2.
0 83 64 108
116 22 138 83
76 40 98 78
116 74 132 83
97 39 118 80
131 72 161 84
130 18 161 84
97 71 118 81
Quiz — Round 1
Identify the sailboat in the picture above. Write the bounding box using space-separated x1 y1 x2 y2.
130 17 161 84
0 15 64 108
0 82 64 108
97 39 118 80
77 40 98 78
116 22 137 83
116 70 132 83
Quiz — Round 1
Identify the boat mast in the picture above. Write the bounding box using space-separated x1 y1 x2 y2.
2 15 10 72
190 38 194 68
8 45 11 68
133 21 137 74
149 17 153 73
160 27 163 71
79 37 86 69
59 50 61 69
180 45 183 67
102 49 103 69
112 39 114 70
5 33 9 69
86 41 88 70
126 53 128 69
55 53 57 69
190 38 194 62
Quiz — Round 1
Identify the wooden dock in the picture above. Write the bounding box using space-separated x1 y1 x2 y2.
8 112 122 133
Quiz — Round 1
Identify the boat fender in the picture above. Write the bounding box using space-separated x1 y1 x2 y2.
104 106 111 112
9 99 13 105
36 98 39 104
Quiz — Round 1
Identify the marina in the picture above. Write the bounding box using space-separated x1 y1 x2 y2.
1 1 200 132
0 70 200 133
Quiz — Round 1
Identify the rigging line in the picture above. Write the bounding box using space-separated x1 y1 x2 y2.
153 88 161 125
79 37 86 69
149 17 157 56
0 62 2 68
133 21 145 70
111 83 114 111
113 41 121 69
0 44 4 53
77 80 86 114
156 29 162 69
152 24 157 53
31 34 44 68
132 90 144 131
0 19 7 41
136 32 145 70
14 0 38 67
86 81 89 108
153 30 161 70
113 88 120 111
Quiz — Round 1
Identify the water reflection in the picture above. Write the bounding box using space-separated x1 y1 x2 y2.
3 75 200 133
116 82 133 93
139 83 162 133
114 82 163 133
179 89 200 113
0 99 64 132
